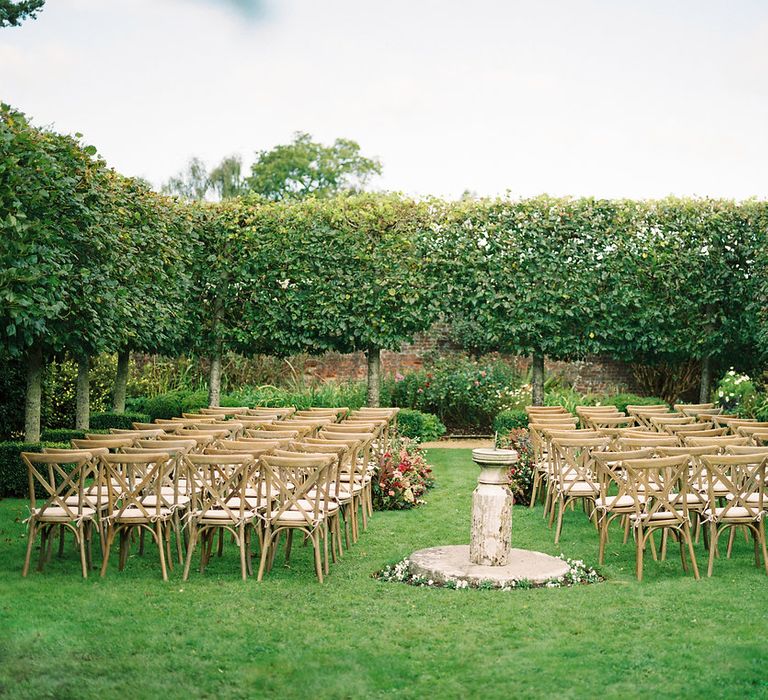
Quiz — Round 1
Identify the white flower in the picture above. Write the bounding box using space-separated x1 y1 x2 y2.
277 278 290 289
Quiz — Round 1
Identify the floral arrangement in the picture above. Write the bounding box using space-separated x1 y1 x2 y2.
374 556 602 590
372 437 435 510
497 427 535 506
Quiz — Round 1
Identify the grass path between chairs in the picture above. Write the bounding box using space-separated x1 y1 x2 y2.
1 448 768 699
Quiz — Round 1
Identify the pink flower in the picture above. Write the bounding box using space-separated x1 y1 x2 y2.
388 490 395 497
480 371 487 377
394 372 405 382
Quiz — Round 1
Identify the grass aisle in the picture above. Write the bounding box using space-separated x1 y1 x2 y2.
1 449 767 699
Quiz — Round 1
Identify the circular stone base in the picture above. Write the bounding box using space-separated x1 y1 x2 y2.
409 545 569 586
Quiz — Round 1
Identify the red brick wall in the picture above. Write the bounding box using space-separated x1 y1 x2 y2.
299 326 641 394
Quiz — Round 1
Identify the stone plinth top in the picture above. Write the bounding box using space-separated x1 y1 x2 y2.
471 448 518 465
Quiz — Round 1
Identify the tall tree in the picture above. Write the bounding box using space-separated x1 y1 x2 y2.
209 155 244 200
161 157 209 201
0 0 45 27
246 132 381 201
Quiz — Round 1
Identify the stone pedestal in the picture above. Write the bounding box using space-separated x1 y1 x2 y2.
469 448 517 566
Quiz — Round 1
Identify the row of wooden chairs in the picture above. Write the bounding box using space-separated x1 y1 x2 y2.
525 405 768 580
20 406 400 582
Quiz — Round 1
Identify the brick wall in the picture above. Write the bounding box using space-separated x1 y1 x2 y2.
299 326 641 394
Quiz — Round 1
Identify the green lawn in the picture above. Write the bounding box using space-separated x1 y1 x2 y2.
1 448 767 699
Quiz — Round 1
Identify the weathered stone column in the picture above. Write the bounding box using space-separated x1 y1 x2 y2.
470 448 518 566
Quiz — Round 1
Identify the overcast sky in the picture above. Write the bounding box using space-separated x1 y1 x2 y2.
2 0 767 199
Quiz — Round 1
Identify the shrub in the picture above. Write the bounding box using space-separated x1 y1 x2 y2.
0 442 68 498
599 393 665 413
372 438 435 510
396 409 446 442
142 390 188 420
39 428 87 442
493 410 528 435
384 354 524 433
715 369 755 414
89 412 152 430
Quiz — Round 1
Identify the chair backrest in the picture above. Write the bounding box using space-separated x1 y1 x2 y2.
247 407 296 418
674 402 715 412
664 421 714 434
656 445 718 458
550 436 610 483
713 416 757 429
725 445 768 456
525 415 578 425
585 414 637 429
205 440 278 458
71 437 135 451
156 433 213 449
199 407 250 417
700 454 767 519
621 456 691 523
133 422 180 432
526 405 569 415
260 453 336 525
184 453 259 518
684 435 750 448
616 435 678 450
246 428 302 440
182 413 226 421
21 451 98 517
136 438 197 452
736 424 768 437
100 452 173 518
110 428 166 438
627 404 669 413
650 415 695 431
176 427 231 439
593 449 654 503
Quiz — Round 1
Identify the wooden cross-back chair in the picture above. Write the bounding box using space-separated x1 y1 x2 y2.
257 453 337 583
700 454 768 577
621 455 699 581
713 416 758 430
99 452 175 580
592 448 654 564
290 441 360 546
21 451 100 578
182 453 260 581
246 427 304 440
305 434 373 528
674 402 715 415
684 435 750 450
527 421 578 508
71 437 136 452
630 409 679 429
548 436 610 543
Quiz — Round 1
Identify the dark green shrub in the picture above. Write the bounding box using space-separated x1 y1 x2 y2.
384 355 524 433
396 409 446 442
40 428 87 442
0 442 68 498
89 412 151 430
493 410 529 435
601 393 665 414
143 390 188 420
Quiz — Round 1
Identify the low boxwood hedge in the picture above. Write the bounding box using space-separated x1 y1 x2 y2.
89 412 151 430
493 410 529 435
0 441 69 498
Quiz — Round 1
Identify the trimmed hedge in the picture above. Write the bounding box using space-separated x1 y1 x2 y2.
599 393 666 414
493 410 529 435
0 441 69 498
40 428 87 443
396 409 446 442
89 412 151 430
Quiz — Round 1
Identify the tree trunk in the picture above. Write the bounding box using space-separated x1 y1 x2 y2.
75 356 90 430
531 352 545 406
699 356 712 404
25 344 43 442
208 352 222 407
366 346 381 407
112 350 130 413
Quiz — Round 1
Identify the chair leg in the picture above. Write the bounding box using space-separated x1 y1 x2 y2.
174 512 184 565
257 526 272 581
554 499 565 545
598 515 607 565
707 522 718 577
323 522 330 575
759 520 768 576
183 523 198 580
284 529 294 565
245 526 253 577
684 524 699 580
22 521 37 577
79 529 88 579
165 525 174 573
37 525 49 572
636 529 644 581
58 524 66 558
312 531 324 583
239 524 248 581
727 527 737 558
100 525 116 577
156 522 168 581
